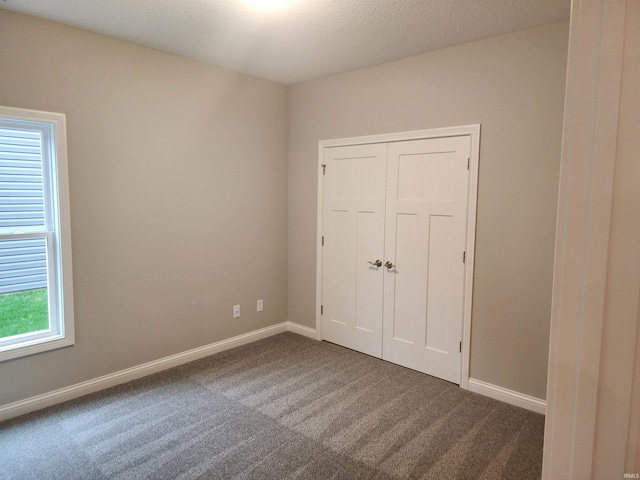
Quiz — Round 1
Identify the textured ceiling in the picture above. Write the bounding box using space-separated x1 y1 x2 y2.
0 0 570 84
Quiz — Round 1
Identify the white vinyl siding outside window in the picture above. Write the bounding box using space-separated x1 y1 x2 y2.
0 106 74 361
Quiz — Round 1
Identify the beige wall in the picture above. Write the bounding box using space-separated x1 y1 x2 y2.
0 9 569 408
289 22 569 400
0 10 288 406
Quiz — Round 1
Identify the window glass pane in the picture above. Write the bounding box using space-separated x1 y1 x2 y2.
0 127 46 230
0 237 50 339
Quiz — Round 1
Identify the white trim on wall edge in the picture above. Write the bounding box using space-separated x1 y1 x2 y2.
287 321 317 339
468 378 546 415
0 322 317 422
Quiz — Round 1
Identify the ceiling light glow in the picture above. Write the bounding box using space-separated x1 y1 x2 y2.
244 0 292 10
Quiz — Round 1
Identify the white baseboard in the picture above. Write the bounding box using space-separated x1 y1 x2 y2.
467 377 546 415
0 322 293 422
286 321 317 339
13 322 550 423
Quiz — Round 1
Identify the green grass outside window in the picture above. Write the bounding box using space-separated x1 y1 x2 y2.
0 288 49 338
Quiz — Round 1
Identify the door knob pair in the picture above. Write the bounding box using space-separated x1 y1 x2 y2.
367 260 396 269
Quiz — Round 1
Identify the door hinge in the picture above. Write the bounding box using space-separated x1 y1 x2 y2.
459 341 462 353
463 251 466 263
321 305 324 315
322 236 325 246
467 158 470 170
321 164 326 175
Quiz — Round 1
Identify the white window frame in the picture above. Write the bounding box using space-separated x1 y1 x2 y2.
0 106 74 361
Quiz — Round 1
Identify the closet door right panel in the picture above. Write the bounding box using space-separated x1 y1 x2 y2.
382 135 470 384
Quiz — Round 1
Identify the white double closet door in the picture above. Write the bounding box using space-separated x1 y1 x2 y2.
321 135 471 384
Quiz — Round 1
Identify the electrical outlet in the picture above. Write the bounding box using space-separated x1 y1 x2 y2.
233 305 240 318
257 299 263 312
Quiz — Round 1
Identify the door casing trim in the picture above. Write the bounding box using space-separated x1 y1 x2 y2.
315 124 481 389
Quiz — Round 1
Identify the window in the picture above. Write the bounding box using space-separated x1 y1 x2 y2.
0 106 74 361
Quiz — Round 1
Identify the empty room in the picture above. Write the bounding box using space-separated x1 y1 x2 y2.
1 1 638 479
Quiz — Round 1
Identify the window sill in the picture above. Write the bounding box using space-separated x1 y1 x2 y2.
0 334 74 362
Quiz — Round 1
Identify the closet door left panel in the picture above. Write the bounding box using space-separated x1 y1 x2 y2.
321 144 387 357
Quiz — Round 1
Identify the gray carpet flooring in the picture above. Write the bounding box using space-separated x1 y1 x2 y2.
1 332 545 479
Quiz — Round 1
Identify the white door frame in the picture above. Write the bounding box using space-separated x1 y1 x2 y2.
542 0 640 477
315 124 480 388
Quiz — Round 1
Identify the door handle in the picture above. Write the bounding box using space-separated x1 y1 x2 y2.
367 260 382 267
384 261 396 269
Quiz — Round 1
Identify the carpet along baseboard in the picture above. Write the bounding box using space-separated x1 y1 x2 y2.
0 322 318 422
2 323 546 422
467 378 546 415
